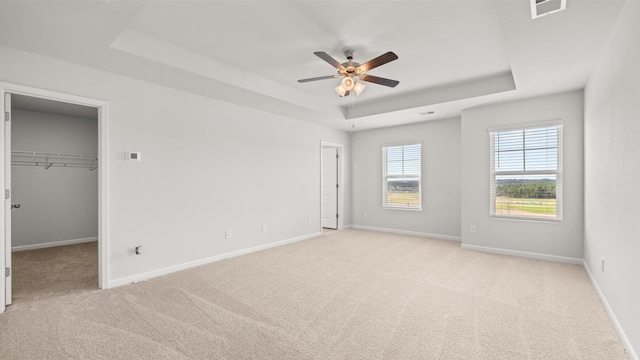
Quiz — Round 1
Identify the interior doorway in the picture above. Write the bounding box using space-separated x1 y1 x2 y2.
1 83 109 312
320 141 344 231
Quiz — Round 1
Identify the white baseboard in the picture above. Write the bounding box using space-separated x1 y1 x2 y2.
351 225 461 242
583 260 638 360
12 237 98 252
109 232 322 288
460 243 583 265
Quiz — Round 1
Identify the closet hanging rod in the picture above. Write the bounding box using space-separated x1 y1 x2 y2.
12 151 98 160
12 162 98 170
11 151 98 171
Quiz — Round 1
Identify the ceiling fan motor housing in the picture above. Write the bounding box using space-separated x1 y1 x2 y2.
340 49 362 77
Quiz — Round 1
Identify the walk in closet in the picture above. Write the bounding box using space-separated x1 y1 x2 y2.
9 94 98 303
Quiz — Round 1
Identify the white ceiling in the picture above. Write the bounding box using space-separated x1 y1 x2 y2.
0 0 626 132
11 94 97 120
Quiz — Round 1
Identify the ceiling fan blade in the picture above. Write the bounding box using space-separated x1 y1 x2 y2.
360 74 399 87
297 75 340 83
358 51 398 72
314 51 346 70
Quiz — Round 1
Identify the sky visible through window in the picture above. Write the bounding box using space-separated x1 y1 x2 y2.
385 144 421 209
494 126 558 172
386 144 421 176
493 125 560 219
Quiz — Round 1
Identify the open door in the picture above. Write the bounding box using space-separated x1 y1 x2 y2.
4 92 12 306
0 83 109 303
321 147 338 229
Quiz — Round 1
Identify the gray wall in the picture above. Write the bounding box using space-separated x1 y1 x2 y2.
351 118 461 239
12 109 98 249
584 1 640 357
460 91 584 260
0 44 351 285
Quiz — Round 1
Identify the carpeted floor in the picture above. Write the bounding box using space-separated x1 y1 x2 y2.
0 230 628 359
11 241 98 304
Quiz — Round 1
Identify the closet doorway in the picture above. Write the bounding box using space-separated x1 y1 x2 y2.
1 84 109 311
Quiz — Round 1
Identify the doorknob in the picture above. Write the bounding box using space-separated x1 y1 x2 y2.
11 204 20 209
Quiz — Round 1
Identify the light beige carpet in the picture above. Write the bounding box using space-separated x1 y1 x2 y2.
11 241 98 304
0 230 628 359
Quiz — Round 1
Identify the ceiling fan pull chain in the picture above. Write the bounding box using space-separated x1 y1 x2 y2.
350 91 356 131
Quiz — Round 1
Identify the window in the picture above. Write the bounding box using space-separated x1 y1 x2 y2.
490 122 563 220
382 143 421 210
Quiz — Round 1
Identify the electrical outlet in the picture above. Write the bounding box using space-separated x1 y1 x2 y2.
307 217 311 225
364 212 368 218
601 258 605 272
262 224 267 233
225 230 231 239
470 225 476 233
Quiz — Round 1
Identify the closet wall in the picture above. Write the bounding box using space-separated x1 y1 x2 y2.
11 108 98 250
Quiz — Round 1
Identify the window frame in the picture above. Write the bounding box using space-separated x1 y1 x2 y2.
489 121 563 222
382 142 422 211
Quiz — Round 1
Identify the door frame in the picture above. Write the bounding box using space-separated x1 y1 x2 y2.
320 141 344 231
0 82 110 313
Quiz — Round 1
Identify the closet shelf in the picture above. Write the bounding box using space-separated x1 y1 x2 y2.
12 151 98 171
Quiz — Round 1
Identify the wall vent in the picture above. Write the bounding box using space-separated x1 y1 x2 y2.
531 0 567 19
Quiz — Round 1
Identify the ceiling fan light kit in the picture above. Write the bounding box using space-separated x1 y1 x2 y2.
353 81 366 96
335 84 347 97
341 77 355 90
335 76 364 97
298 49 399 97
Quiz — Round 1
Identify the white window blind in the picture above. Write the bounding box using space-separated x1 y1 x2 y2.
489 123 563 220
382 143 421 210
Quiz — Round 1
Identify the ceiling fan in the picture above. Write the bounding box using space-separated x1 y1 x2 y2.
297 49 399 97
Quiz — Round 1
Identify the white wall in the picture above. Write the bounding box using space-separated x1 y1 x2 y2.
351 118 461 239
460 91 584 260
584 1 640 358
11 109 98 249
0 45 350 285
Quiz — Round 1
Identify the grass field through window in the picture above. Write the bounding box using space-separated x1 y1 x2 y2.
495 196 556 217
386 192 420 207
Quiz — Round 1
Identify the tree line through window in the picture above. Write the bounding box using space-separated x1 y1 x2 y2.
490 124 563 220
382 143 421 210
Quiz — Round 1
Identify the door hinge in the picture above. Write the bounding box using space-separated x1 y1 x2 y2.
5 267 10 277
336 154 339 159
336 184 339 189
5 189 9 199
4 111 9 122
336 213 339 218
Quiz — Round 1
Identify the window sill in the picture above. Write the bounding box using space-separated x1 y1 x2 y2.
383 206 422 212
490 215 562 223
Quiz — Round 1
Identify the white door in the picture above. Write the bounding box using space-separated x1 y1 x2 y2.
4 92 11 305
321 147 338 229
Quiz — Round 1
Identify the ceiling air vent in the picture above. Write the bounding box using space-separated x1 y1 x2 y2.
531 0 566 19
